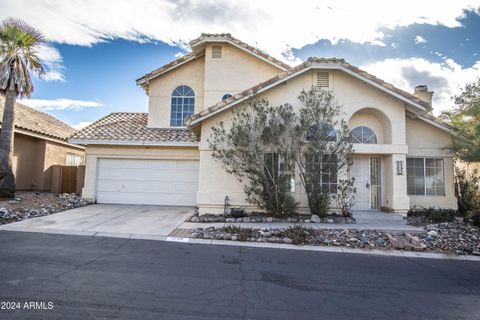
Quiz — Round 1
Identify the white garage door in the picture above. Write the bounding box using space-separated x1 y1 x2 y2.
96 159 199 206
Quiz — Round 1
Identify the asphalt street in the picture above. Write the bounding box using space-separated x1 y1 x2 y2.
0 230 479 319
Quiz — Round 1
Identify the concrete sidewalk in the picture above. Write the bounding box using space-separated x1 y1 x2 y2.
179 210 423 233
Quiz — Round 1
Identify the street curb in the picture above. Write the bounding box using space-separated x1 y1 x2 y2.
1 227 479 261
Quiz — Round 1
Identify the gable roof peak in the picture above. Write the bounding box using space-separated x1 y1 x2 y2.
307 57 346 64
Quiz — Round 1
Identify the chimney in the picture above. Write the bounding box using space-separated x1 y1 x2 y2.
413 85 434 108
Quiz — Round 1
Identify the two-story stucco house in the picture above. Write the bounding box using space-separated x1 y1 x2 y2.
70 33 457 214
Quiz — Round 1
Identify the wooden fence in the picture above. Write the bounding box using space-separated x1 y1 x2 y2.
51 165 85 194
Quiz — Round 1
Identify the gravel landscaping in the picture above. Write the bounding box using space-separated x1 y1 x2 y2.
191 222 480 255
0 192 89 225
189 213 355 224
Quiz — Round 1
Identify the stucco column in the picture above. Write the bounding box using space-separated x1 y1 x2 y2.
385 154 410 213
81 154 97 202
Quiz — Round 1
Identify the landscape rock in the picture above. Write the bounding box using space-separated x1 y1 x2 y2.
310 215 321 223
427 230 438 237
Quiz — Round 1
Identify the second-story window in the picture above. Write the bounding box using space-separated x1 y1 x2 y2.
170 85 195 127
222 94 232 101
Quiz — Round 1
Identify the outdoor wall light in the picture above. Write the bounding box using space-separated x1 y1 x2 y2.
396 160 404 176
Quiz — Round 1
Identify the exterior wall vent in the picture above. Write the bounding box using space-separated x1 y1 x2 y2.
212 46 222 58
316 72 330 89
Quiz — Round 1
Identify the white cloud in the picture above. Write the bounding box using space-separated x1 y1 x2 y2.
21 98 103 111
361 57 480 114
36 44 65 81
1 0 479 60
72 121 93 130
414 35 427 44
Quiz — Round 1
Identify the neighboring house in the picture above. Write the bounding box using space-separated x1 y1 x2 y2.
70 33 457 214
0 98 85 191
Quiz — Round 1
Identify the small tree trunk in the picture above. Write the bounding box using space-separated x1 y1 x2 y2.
0 89 17 198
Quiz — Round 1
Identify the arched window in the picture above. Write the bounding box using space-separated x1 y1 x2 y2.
222 94 232 101
170 85 195 127
350 126 377 144
306 122 336 141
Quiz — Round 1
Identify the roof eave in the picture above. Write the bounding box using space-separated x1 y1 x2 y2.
68 139 199 147
135 53 204 87
191 37 290 71
188 62 430 126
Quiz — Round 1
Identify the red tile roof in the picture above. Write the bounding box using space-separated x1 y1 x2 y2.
0 98 76 141
69 112 198 143
186 57 432 126
136 33 291 88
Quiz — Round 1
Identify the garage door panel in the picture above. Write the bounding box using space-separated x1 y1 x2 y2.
97 191 197 206
98 159 178 170
96 159 199 206
98 169 199 182
98 180 198 194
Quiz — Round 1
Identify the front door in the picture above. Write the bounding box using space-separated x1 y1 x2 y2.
350 156 370 210
350 156 382 210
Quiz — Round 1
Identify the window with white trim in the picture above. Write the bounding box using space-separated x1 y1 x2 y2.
170 85 195 127
407 158 445 196
66 153 84 166
264 153 295 193
350 126 377 144
306 122 336 141
306 153 338 194
222 94 232 101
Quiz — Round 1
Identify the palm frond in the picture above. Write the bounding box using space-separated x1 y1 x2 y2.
0 17 44 97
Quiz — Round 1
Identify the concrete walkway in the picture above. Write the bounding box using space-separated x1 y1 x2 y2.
179 210 423 233
0 204 195 237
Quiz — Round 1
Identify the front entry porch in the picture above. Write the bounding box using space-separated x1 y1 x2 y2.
350 156 382 210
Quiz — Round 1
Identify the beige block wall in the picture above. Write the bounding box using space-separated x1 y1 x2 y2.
82 145 199 202
203 43 282 108
147 56 205 128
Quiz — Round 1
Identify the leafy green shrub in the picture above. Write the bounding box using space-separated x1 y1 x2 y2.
468 211 480 227
408 207 457 223
307 192 331 217
208 99 298 217
282 225 315 244
336 178 356 217
455 168 480 216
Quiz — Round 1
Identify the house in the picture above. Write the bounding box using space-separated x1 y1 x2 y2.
70 33 457 214
0 98 85 191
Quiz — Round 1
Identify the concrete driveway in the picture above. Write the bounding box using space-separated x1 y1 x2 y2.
0 204 194 239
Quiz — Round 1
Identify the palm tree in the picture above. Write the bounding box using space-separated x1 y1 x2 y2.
0 18 44 198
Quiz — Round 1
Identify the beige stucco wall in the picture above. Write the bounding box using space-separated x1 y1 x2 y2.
12 133 38 190
146 42 283 128
81 145 199 202
12 132 85 191
203 43 282 108
196 69 457 214
147 56 205 128
406 117 457 209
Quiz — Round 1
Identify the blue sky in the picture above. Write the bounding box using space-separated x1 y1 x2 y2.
2 0 480 128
